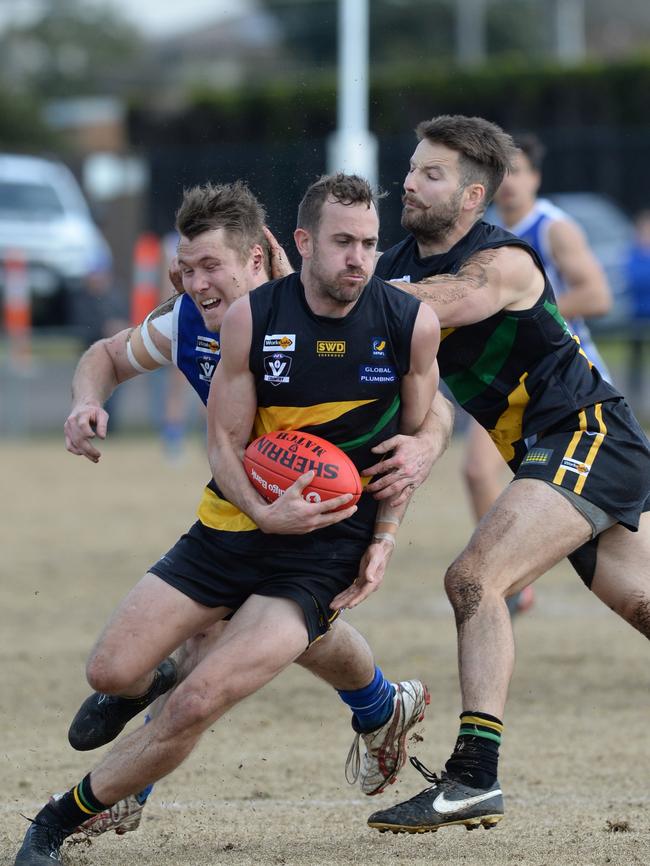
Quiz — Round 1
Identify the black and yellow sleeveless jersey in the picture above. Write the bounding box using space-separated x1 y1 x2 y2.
197 272 420 554
376 221 621 469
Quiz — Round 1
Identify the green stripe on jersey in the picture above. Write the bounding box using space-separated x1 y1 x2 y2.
337 395 401 451
444 317 519 405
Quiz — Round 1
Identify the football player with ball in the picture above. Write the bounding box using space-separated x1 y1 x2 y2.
14 173 443 865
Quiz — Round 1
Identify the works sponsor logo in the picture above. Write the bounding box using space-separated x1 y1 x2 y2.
561 457 591 476
317 339 346 357
372 338 387 358
263 333 295 352
195 336 220 355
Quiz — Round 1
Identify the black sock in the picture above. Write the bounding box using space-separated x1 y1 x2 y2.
38 774 110 832
444 711 502 789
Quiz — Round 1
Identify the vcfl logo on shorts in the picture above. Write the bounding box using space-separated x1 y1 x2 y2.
263 352 292 386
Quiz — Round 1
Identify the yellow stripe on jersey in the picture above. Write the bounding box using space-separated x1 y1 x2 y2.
573 403 607 494
553 409 588 485
440 327 456 342
197 487 258 532
573 334 593 369
488 373 530 463
252 399 377 438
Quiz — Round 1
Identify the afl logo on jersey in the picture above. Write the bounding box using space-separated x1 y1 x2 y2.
263 352 292 386
197 357 218 383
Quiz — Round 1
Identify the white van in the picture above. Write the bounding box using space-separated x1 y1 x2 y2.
0 153 113 326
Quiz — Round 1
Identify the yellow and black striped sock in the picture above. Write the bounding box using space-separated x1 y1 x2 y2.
41 773 110 832
445 711 503 789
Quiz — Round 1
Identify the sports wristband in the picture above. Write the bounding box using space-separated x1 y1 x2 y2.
372 532 396 548
377 517 400 528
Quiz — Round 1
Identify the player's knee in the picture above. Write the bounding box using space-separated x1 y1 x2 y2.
85 651 143 694
162 682 219 736
623 593 650 638
444 556 484 626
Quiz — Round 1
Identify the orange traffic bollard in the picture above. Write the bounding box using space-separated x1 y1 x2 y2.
130 232 162 325
3 248 32 370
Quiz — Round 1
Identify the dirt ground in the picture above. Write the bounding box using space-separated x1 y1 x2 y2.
2 435 649 866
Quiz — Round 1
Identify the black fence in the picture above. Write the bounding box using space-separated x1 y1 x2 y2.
144 124 650 252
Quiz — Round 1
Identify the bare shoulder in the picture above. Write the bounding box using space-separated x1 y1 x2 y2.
414 299 440 337
463 244 544 310
222 294 252 331
462 243 541 284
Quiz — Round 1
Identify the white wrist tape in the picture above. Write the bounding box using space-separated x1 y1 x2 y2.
377 516 401 528
372 532 396 548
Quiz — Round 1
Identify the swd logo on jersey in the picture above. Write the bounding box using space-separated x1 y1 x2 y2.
264 353 292 385
372 338 387 357
195 336 220 355
263 334 295 352
317 339 345 357
197 357 217 383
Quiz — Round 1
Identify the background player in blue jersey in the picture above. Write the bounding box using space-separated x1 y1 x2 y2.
462 133 613 613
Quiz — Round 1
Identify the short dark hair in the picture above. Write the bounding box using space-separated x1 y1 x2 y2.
513 132 546 172
415 115 516 208
297 172 377 233
175 181 268 264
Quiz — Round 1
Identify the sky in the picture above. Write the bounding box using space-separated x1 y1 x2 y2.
99 0 257 37
0 0 259 38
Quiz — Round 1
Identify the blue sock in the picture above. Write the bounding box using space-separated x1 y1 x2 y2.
136 714 154 804
337 666 395 733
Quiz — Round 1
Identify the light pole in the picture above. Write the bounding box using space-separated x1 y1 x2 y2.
327 0 378 189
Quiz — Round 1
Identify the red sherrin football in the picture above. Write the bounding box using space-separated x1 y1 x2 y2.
243 429 362 511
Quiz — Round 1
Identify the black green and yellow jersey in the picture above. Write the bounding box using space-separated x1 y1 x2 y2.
197 272 420 554
375 221 621 469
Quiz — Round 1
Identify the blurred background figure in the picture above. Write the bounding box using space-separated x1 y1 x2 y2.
159 229 194 462
624 210 650 413
463 132 612 615
71 249 129 430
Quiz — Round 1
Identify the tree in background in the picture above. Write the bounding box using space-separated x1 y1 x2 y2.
0 0 142 100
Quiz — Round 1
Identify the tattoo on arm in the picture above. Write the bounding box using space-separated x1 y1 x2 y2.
411 249 499 306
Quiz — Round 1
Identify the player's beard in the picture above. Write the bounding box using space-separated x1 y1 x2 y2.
310 251 369 307
401 188 464 245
